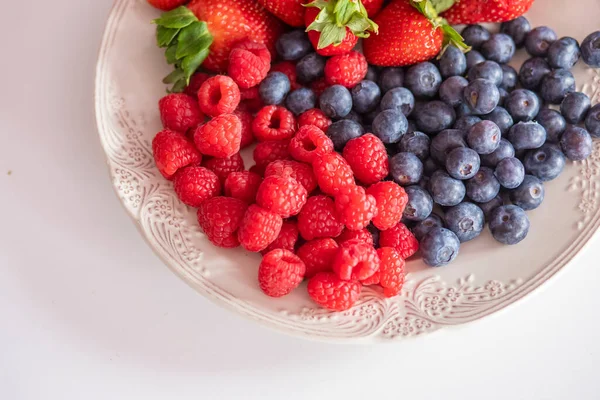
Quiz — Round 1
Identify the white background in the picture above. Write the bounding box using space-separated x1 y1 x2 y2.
1 1 600 399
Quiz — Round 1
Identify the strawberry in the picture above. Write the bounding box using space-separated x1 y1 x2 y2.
147 0 187 11
363 0 467 67
442 0 535 25
362 0 385 16
304 0 378 56
153 2 284 91
258 0 307 27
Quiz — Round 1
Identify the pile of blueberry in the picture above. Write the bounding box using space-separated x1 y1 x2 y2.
263 19 600 267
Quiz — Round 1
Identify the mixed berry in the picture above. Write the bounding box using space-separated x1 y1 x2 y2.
146 0 600 312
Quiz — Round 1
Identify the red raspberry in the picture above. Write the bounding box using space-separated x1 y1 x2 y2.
378 247 405 298
367 181 408 230
146 0 186 11
258 249 305 297
228 41 271 90
297 195 344 240
342 134 389 185
202 153 245 183
379 222 419 259
297 108 332 132
312 152 355 196
335 228 374 246
264 160 317 193
173 166 221 208
238 86 264 113
334 186 378 231
271 61 301 90
249 165 264 177
252 105 297 142
193 113 242 158
158 93 203 133
224 171 262 203
253 140 291 173
234 110 255 149
289 125 334 164
307 272 362 311
197 197 247 248
261 221 299 255
324 51 368 88
297 238 339 278
238 205 283 252
185 72 211 98
361 270 380 286
152 129 201 180
256 175 307 218
197 75 241 117
333 241 380 281
310 77 330 97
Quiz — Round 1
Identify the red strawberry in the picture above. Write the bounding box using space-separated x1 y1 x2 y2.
258 0 306 27
363 0 467 67
147 0 187 11
442 0 535 25
304 0 377 56
362 0 384 16
154 2 284 91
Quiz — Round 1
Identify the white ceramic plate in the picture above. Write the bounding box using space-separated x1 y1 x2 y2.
96 0 600 342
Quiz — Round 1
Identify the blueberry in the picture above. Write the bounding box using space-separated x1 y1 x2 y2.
421 227 461 267
407 119 417 134
480 33 515 64
430 129 467 165
398 131 430 161
500 64 518 91
351 80 381 114
378 67 404 93
461 24 491 49
363 106 381 125
560 126 593 160
466 167 501 203
343 110 363 125
372 109 408 144
380 87 415 116
403 185 433 222
500 17 531 47
481 138 515 167
467 120 501 154
507 121 546 150
454 116 482 131
444 202 485 242
412 214 445 241
497 88 509 107
581 31 600 67
276 30 312 61
258 72 291 105
463 79 500 115
547 36 580 69
478 195 504 221
560 92 591 124
540 69 576 104
585 103 600 138
509 175 545 210
518 57 551 90
467 61 503 86
456 102 476 118
319 85 352 118
439 45 467 78
446 147 481 180
428 170 466 206
285 87 316 115
535 108 566 142
439 76 469 107
489 205 530 245
366 65 380 82
525 26 557 57
327 119 364 150
390 152 424 186
494 157 525 189
405 62 442 98
414 100 456 134
296 52 326 84
523 143 566 182
466 50 486 69
423 157 441 176
481 107 513 135
504 89 540 122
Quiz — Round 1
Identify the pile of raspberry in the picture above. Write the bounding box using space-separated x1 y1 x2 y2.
151 39 417 311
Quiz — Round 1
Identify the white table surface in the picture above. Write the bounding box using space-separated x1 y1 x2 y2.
1 1 600 399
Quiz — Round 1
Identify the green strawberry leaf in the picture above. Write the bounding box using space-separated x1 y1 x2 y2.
163 68 185 85
156 26 180 48
411 0 469 52
429 0 456 13
176 21 212 59
318 24 347 49
153 6 197 29
346 15 372 35
182 49 209 83
305 0 378 44
165 43 179 64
